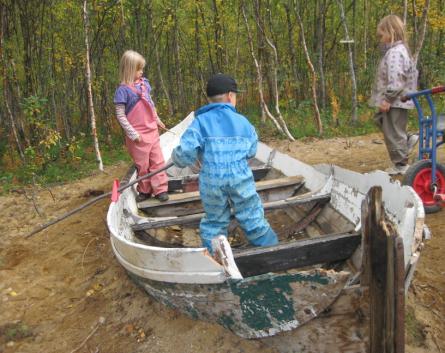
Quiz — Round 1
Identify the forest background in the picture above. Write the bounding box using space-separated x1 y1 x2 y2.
0 0 444 191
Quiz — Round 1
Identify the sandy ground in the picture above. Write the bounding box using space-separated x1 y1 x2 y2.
0 133 443 353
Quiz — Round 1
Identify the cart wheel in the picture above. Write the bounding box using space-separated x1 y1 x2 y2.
403 160 445 213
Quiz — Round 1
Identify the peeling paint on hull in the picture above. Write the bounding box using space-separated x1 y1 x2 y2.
129 269 350 338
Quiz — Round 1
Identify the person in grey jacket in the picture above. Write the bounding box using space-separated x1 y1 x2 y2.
369 14 418 175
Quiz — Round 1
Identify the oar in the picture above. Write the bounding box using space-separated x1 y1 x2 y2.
158 125 178 135
25 162 174 238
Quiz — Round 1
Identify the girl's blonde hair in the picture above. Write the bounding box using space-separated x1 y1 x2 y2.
119 50 146 85
377 15 407 46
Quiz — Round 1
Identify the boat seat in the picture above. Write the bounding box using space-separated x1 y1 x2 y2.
138 175 305 209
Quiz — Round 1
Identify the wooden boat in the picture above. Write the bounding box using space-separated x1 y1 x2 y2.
107 112 428 352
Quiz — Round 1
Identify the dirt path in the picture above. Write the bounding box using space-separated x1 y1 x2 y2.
0 133 443 353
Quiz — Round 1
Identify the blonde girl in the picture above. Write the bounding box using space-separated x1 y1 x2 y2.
370 14 418 175
114 50 169 202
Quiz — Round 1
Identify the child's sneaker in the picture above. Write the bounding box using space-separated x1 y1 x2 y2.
155 192 169 202
385 164 409 175
407 134 419 154
136 192 151 203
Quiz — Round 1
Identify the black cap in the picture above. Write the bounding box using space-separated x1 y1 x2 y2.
206 73 239 97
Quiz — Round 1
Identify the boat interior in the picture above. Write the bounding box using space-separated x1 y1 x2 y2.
130 159 362 278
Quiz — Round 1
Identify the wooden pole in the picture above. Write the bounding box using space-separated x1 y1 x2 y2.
394 236 405 353
361 186 405 353
24 162 174 239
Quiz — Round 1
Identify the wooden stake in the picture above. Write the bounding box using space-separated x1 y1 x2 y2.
362 186 405 353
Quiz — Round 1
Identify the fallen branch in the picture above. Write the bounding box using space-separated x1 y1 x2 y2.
24 162 174 239
23 188 44 218
69 317 105 353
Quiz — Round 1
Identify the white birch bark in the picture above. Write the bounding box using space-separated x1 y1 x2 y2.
294 3 323 135
413 0 431 64
83 0 103 171
254 0 295 141
337 0 358 122
403 0 408 24
241 3 285 136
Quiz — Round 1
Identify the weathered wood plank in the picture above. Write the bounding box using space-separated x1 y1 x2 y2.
316 205 356 234
134 230 183 248
233 232 361 277
282 200 330 238
132 193 331 231
167 166 272 191
139 175 304 209
140 179 305 217
144 185 304 218
385 224 396 353
394 236 405 353
362 186 403 353
364 187 388 353
283 204 324 238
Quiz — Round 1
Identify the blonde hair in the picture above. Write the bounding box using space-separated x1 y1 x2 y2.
377 15 408 46
119 50 145 85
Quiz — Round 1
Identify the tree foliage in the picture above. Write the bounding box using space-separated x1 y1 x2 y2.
0 0 443 177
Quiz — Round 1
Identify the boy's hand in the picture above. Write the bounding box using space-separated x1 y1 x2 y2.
135 135 141 143
379 100 391 113
190 160 202 174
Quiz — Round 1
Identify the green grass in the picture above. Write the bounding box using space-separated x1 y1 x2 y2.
248 99 445 140
0 135 131 194
246 103 380 140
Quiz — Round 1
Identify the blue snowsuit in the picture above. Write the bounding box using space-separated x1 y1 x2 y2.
172 103 278 251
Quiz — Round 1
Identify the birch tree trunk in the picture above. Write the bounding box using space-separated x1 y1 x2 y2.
337 0 358 123
411 0 419 46
294 2 323 135
284 3 301 98
83 0 103 172
241 2 285 136
148 2 174 115
317 0 327 109
8 48 29 146
363 0 368 70
254 0 295 141
173 9 185 112
413 0 431 64
403 0 408 24
211 0 223 71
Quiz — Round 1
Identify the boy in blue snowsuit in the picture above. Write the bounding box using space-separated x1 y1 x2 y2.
172 74 278 252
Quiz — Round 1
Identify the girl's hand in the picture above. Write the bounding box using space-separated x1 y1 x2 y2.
379 100 391 113
157 118 166 130
135 135 141 143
